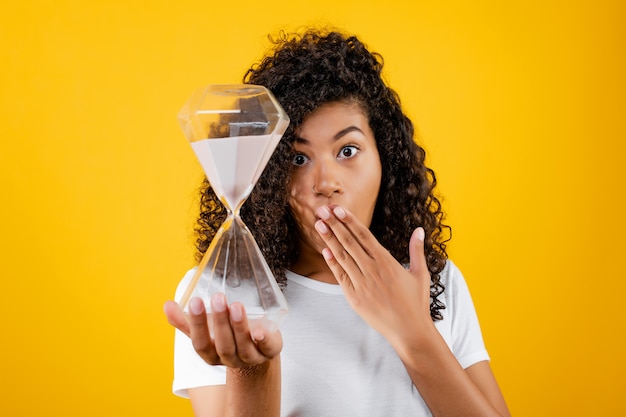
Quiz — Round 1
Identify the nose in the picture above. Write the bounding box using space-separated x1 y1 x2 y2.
312 158 342 197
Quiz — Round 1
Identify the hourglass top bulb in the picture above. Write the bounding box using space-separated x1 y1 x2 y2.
177 84 290 211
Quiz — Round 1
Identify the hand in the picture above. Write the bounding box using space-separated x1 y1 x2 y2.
315 205 433 346
164 294 283 368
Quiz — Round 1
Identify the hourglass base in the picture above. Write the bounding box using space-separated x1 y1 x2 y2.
199 308 288 339
178 215 288 334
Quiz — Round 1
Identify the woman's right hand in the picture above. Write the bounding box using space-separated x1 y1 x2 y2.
164 294 283 368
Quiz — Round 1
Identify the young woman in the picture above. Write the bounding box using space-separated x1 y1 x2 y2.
164 29 510 417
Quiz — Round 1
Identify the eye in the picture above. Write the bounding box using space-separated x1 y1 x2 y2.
338 145 359 160
292 153 310 166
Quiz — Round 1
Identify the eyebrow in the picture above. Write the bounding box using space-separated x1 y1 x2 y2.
295 126 365 144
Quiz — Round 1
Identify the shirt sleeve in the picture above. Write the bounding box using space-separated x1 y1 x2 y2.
172 268 226 398
444 261 491 369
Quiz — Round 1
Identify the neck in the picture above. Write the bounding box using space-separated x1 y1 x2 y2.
290 246 338 284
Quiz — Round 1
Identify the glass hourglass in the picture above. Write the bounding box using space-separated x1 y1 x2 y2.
176 84 289 334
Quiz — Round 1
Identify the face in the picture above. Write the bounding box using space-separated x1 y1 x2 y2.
288 101 382 256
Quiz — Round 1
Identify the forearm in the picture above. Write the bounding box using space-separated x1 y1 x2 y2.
396 323 509 417
225 355 281 417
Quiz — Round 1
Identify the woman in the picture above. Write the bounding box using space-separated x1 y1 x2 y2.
165 29 510 417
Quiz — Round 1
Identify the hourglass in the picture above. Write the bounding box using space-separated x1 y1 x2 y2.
176 84 289 334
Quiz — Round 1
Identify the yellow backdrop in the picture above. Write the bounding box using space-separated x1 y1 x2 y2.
1 0 624 415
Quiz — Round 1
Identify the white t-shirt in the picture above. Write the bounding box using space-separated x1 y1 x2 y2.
172 260 489 416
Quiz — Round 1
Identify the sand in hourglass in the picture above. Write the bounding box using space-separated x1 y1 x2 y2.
191 134 274 210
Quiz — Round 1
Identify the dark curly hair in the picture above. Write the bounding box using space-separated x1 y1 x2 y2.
195 29 451 321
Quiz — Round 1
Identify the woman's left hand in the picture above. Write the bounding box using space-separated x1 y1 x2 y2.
315 205 433 347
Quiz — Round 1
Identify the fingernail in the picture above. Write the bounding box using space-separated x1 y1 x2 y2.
315 220 329 234
212 293 226 313
190 297 204 315
230 303 243 322
416 227 425 241
252 330 265 342
322 247 334 260
333 206 346 219
318 206 331 220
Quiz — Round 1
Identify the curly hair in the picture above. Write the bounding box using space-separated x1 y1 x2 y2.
195 29 451 321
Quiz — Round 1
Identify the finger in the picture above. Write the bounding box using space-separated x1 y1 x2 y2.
331 206 378 258
315 219 357 288
164 300 190 336
209 293 239 365
409 228 433 314
315 206 366 274
317 247 355 294
188 297 219 364
408 227 428 275
228 302 266 365
317 206 369 257
251 327 284 358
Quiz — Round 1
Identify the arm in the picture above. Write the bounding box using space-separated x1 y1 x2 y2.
224 356 281 416
188 386 226 417
164 295 282 417
395 322 510 416
186 359 281 417
315 205 510 417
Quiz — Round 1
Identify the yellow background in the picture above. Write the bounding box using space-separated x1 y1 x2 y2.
1 0 624 415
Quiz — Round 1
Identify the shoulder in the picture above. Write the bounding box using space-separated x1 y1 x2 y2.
439 260 469 300
434 260 490 367
174 267 198 302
